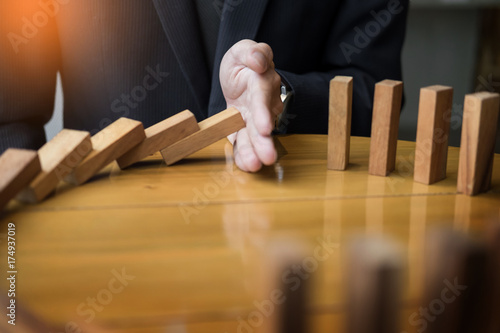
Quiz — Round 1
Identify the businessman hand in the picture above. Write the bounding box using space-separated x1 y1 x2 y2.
220 39 283 172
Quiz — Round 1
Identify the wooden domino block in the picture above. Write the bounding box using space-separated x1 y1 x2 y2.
17 130 91 203
457 92 500 196
160 107 245 166
485 222 500 333
424 230 489 333
414 85 453 184
368 80 403 176
117 110 200 169
346 237 402 333
0 149 41 210
328 76 353 171
256 240 309 333
66 118 145 185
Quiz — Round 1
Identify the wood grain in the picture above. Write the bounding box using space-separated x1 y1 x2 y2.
414 85 453 185
457 92 500 195
368 80 403 177
66 118 145 185
0 149 41 210
160 108 245 166
328 76 353 171
17 129 91 203
0 135 499 333
117 110 200 169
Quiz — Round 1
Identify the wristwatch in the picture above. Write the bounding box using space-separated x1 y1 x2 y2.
275 81 294 134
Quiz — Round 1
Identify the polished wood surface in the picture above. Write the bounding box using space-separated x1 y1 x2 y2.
1 135 499 333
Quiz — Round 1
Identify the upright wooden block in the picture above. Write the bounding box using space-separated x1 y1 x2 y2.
485 222 500 333
117 110 200 169
161 107 245 166
256 240 309 333
414 85 453 184
346 237 402 333
328 76 353 171
457 92 500 196
423 230 489 333
17 130 92 203
66 118 145 185
368 80 403 176
0 149 41 210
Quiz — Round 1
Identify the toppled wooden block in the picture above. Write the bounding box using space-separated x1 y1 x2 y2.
457 92 500 196
117 110 200 169
17 129 91 203
66 118 145 185
160 108 245 166
328 76 353 171
414 85 453 185
368 80 403 177
0 149 41 210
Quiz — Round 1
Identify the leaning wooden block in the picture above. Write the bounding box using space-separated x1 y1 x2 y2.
328 76 353 171
346 236 402 333
161 108 245 166
414 85 453 184
17 130 92 203
457 92 500 196
0 149 41 210
368 80 403 177
66 118 146 185
117 110 200 169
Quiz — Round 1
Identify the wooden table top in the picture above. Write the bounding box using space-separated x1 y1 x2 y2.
1 135 499 333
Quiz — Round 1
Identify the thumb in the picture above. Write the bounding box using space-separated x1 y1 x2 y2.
228 40 274 74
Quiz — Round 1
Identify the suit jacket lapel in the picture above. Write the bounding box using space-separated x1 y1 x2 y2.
209 0 271 114
151 0 210 118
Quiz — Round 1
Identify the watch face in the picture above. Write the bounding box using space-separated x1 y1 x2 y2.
281 84 287 96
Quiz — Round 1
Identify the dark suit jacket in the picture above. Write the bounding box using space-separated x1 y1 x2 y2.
0 0 408 153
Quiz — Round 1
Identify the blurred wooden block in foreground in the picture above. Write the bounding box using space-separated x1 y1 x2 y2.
346 236 402 333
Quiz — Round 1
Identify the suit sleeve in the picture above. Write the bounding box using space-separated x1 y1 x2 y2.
0 0 60 154
277 0 409 136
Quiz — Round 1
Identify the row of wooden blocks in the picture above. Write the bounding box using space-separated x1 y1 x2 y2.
254 227 500 333
0 108 245 210
327 77 500 196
